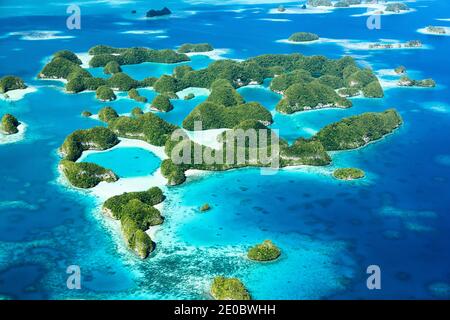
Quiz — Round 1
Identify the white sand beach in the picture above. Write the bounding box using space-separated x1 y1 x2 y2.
0 123 27 145
185 48 231 60
1 86 37 101
417 26 450 36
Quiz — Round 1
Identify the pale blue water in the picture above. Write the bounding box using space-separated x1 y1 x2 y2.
80 147 161 178
0 0 450 300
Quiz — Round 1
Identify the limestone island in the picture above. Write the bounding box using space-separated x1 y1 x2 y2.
59 160 118 189
128 88 147 103
368 40 422 50
334 0 362 8
398 76 436 88
333 168 365 180
102 187 165 258
1 114 21 135
385 2 410 13
96 85 116 101
178 43 214 53
151 94 174 112
146 7 171 18
200 203 211 212
210 276 251 300
288 32 319 43
0 75 27 94
307 0 333 7
184 93 195 100
425 26 447 35
56 45 404 258
247 240 281 262
394 65 406 74
104 60 122 75
81 110 92 117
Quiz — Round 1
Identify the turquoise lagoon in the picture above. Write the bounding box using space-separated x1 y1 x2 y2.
0 0 450 300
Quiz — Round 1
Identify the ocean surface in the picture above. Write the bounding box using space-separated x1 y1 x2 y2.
0 0 449 299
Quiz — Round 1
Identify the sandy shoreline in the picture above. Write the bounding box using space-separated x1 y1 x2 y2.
185 48 231 60
1 87 38 101
0 123 27 145
417 27 450 36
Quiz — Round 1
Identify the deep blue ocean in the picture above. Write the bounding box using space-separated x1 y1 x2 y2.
0 0 449 299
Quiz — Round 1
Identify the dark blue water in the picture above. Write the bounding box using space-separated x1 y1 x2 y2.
0 0 449 300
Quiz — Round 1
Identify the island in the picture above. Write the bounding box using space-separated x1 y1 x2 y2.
96 85 116 101
0 75 27 94
247 240 281 262
200 203 211 212
210 276 251 300
395 66 406 74
288 32 319 43
315 109 402 151
1 114 20 135
385 2 410 13
56 46 404 262
184 93 195 100
81 111 92 117
307 0 332 7
398 76 436 88
128 88 148 103
60 126 119 161
102 187 165 258
146 7 171 18
334 0 362 7
368 40 422 49
333 168 365 180
98 106 119 123
151 95 174 112
59 160 118 188
426 26 447 35
178 43 214 53
131 107 144 117
277 5 286 12
104 60 122 75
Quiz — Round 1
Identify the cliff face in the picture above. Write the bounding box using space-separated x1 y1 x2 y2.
146 7 171 18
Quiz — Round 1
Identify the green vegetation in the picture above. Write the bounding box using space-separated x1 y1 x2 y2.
276 81 352 114
104 61 122 74
280 138 331 166
131 107 144 117
210 277 251 300
103 187 164 219
160 159 187 186
398 76 436 88
307 0 332 6
54 50 82 64
178 43 214 53
183 101 273 130
362 80 384 98
385 2 410 12
103 187 164 258
128 88 147 103
247 240 281 262
1 114 20 134
38 55 89 80
206 79 245 107
107 72 138 91
394 66 406 74
270 69 313 92
108 112 177 146
60 160 118 188
96 85 116 101
333 168 365 180
426 26 447 34
288 32 319 42
153 74 179 94
184 93 195 100
200 203 211 212
0 76 27 93
315 109 402 151
98 106 119 123
60 127 119 161
88 45 190 67
151 95 174 112
81 111 92 117
334 0 361 7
